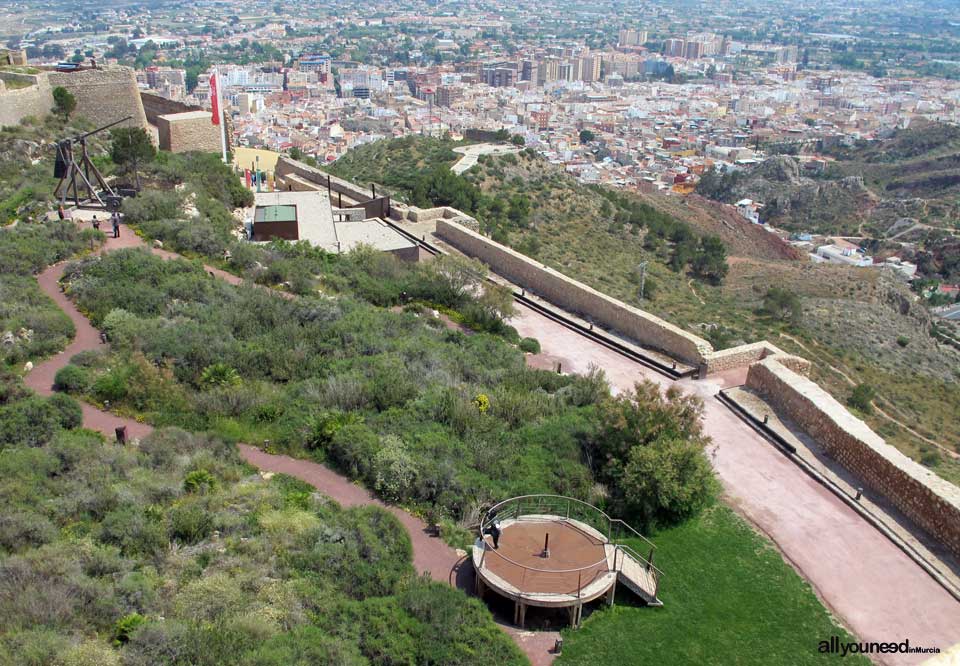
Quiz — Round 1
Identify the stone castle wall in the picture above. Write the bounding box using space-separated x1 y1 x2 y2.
435 219 714 365
156 111 221 154
141 92 200 125
48 67 148 130
746 357 960 559
703 341 811 375
0 73 51 128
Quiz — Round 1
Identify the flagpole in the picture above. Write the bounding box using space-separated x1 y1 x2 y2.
214 66 228 164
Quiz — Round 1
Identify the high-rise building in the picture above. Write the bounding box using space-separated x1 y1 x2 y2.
618 29 648 47
483 66 514 87
663 39 685 57
435 85 461 108
580 54 602 82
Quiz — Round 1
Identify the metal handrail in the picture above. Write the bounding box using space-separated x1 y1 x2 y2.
610 518 657 551
615 543 665 579
479 494 656 552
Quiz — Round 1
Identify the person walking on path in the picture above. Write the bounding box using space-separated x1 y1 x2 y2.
91 215 100 231
111 212 120 238
57 205 65 220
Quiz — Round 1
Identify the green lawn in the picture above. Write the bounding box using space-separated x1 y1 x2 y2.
558 504 867 665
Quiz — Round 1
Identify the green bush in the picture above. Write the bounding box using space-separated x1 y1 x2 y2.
54 364 90 393
183 469 217 494
112 612 146 646
0 397 59 448
47 393 83 430
848 383 876 413
518 337 541 354
121 190 182 224
168 502 213 544
98 506 167 557
242 626 367 666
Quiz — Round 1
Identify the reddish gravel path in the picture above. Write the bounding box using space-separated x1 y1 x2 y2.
24 219 558 666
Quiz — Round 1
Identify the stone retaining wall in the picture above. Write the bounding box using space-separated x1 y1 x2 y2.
747 357 960 559
275 156 373 203
704 341 811 376
436 219 713 365
0 73 51 128
141 92 200 125
48 67 148 130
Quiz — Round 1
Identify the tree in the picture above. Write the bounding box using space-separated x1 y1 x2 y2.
691 236 728 284
762 287 803 326
110 127 156 190
586 381 715 528
52 86 76 120
848 383 876 413
510 134 525 146
579 129 595 144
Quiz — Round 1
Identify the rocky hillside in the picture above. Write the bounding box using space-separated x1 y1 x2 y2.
698 122 960 244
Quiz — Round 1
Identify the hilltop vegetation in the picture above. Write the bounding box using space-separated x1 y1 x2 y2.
0 116 871 665
327 134 960 483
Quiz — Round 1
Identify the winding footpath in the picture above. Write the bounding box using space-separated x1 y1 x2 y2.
24 218 558 666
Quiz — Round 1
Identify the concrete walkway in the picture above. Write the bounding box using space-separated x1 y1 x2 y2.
451 143 521 175
509 304 960 665
24 218 558 666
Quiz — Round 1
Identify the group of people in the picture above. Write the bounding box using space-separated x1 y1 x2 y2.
59 204 122 239
90 211 122 238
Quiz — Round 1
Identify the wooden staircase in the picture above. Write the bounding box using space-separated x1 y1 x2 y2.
615 547 663 606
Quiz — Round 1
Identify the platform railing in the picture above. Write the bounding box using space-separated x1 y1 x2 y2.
479 495 656 555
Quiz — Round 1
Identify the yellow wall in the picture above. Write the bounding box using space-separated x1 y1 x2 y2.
234 147 282 173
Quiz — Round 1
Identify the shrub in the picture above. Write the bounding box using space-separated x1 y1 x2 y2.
372 435 417 502
200 363 241 389
518 337 541 354
91 368 130 403
47 393 83 430
848 383 876 413
112 612 146 646
58 639 121 666
242 626 367 666
168 502 213 544
0 397 59 448
762 287 803 326
896 335 910 347
0 510 57 552
54 364 90 393
621 437 716 527
183 469 216 494
121 190 182 224
98 506 167 557
328 423 381 480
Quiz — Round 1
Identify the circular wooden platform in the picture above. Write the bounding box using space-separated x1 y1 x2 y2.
473 515 617 609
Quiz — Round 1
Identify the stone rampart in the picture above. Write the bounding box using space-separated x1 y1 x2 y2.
436 219 713 365
48 67 148 130
156 111 221 154
0 73 51 128
746 357 960 559
141 92 200 125
704 341 811 375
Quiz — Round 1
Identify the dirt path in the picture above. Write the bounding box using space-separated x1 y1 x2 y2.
24 220 558 666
